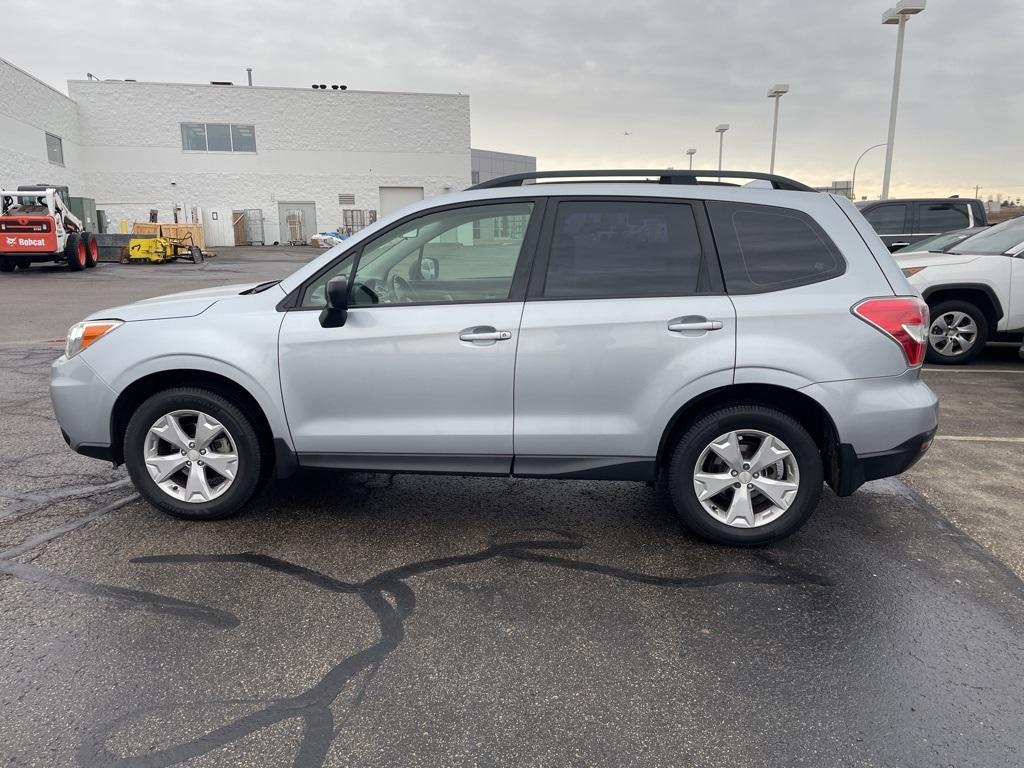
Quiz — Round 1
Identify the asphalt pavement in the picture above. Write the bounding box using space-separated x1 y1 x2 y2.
1 251 1022 767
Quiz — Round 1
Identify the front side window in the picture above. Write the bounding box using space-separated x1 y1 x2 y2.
301 202 534 308
707 202 845 294
180 123 256 152
862 203 908 235
45 133 64 165
542 200 704 299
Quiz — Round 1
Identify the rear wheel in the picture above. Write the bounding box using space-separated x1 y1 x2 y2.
65 232 86 271
82 232 99 268
124 387 265 520
0 257 13 273
15 256 31 270
667 405 823 546
925 300 987 365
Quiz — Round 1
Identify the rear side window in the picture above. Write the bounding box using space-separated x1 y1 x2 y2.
707 202 845 294
862 203 908 235
543 200 704 299
918 202 969 232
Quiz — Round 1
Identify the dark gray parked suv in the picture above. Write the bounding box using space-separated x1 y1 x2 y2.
856 197 987 251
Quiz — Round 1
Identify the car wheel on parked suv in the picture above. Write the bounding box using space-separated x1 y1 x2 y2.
123 387 265 520
667 405 823 546
926 300 987 365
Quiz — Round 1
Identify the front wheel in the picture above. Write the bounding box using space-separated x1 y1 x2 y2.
124 387 265 520
667 405 823 546
65 232 86 271
0 257 13 273
925 300 987 365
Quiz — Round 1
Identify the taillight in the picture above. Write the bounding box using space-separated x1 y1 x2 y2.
852 296 929 367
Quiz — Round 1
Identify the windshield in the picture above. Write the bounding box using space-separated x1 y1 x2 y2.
950 217 1024 255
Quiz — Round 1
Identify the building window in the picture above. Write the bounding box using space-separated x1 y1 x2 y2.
180 123 257 152
45 133 64 166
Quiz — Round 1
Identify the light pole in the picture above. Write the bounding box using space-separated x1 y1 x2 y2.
881 1 926 199
686 148 696 170
767 84 789 174
851 142 887 200
715 124 729 180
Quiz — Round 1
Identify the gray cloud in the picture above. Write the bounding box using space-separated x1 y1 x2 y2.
10 0 1024 199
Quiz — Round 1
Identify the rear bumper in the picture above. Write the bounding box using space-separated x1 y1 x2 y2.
834 427 937 496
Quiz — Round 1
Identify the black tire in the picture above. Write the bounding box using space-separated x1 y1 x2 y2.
64 232 86 271
0 257 13 273
667 404 823 546
82 232 99 268
925 300 987 365
124 387 265 520
15 256 32 270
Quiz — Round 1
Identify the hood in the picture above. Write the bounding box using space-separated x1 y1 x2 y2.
892 251 981 269
86 282 262 322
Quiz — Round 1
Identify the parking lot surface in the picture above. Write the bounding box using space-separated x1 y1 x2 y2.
1 252 1023 767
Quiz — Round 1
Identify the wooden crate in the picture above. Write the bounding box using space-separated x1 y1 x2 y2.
130 222 205 249
131 222 161 237
161 224 205 249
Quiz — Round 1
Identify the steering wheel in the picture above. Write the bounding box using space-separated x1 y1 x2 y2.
390 274 414 303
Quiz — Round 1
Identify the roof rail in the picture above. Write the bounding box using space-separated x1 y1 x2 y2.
468 169 817 193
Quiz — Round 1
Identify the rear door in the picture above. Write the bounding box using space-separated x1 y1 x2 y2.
512 197 736 475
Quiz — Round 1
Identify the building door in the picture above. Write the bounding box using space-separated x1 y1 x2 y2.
278 202 317 245
232 210 247 245
378 186 424 218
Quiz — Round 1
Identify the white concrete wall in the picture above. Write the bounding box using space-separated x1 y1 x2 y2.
471 148 537 185
0 58 83 193
67 80 471 243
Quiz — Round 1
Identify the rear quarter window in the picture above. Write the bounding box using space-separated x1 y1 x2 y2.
707 202 845 294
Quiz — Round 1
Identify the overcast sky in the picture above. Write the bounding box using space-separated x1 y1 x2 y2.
9 0 1023 200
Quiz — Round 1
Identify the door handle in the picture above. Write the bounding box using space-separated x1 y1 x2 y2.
459 327 512 342
667 319 723 332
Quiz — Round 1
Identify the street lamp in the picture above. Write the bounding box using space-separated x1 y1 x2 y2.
880 0 926 199
767 83 789 174
851 143 887 200
715 124 729 180
686 148 696 170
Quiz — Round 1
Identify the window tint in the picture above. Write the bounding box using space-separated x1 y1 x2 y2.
302 202 533 308
180 122 256 152
45 133 64 165
862 203 907 235
950 215 1024 255
918 203 969 232
707 202 845 294
206 123 232 152
542 200 703 299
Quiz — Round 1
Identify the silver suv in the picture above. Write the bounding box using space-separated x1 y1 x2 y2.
50 170 938 546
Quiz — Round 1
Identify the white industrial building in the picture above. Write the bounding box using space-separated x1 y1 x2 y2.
0 57 535 247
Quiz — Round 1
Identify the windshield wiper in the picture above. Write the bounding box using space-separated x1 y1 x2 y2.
240 280 281 295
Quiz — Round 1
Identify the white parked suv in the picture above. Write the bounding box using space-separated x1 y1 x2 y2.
50 170 939 546
895 216 1024 364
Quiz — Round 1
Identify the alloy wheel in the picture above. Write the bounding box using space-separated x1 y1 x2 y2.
143 410 238 503
692 429 800 528
929 310 978 357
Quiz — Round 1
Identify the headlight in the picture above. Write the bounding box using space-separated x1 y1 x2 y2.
65 320 123 358
901 266 926 278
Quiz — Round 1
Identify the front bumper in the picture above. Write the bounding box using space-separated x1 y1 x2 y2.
50 352 117 461
835 427 937 496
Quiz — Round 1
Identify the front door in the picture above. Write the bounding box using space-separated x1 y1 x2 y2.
513 197 736 472
278 199 540 471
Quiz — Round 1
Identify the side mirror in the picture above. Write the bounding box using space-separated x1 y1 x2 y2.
420 256 439 281
319 275 349 328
